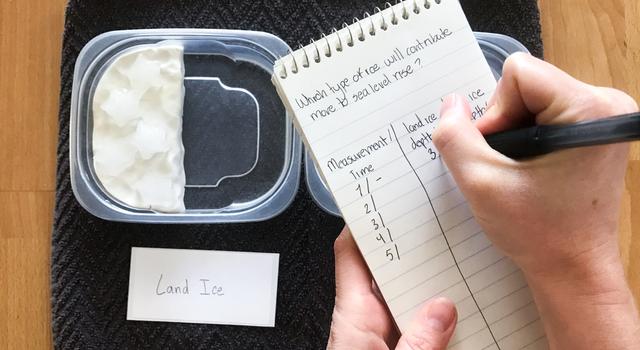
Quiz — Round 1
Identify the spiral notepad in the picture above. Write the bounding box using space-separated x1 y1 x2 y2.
272 1 548 349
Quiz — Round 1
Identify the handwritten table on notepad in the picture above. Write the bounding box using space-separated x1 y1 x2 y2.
273 1 547 349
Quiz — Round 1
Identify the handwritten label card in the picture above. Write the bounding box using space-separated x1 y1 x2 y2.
127 247 279 327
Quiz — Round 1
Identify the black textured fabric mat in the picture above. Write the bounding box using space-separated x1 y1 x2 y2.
52 1 542 349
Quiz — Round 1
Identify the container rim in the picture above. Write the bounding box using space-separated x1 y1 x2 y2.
70 29 302 223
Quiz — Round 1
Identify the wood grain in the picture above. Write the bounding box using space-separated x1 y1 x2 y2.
0 0 64 191
0 0 65 348
0 196 55 350
539 0 640 302
1 238 52 349
0 1 638 349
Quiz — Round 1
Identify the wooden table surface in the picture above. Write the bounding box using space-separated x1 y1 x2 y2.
0 0 638 348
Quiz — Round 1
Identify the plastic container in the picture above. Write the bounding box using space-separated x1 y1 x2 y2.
70 29 301 223
305 32 531 216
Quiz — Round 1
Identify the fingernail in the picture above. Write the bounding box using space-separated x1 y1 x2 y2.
426 297 456 332
440 94 461 118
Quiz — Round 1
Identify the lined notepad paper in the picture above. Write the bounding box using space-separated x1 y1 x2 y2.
272 1 547 349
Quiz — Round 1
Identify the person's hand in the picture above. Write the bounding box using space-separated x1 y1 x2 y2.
434 52 637 278
327 227 457 350
433 52 640 349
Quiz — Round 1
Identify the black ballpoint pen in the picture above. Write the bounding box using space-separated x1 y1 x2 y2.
484 112 640 159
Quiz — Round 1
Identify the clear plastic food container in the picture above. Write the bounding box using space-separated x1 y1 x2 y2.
70 29 301 223
70 30 529 223
305 32 531 216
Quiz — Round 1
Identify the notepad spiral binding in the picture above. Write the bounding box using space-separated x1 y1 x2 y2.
277 0 443 79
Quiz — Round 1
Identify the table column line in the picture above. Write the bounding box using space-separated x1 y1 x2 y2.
389 123 500 349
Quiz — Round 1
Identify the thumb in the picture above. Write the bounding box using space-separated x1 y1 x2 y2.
433 94 499 175
395 298 457 350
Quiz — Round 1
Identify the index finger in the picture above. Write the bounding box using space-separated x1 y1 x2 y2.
476 52 595 135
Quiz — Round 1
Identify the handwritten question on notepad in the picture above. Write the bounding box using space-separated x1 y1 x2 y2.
292 27 468 118
290 26 491 180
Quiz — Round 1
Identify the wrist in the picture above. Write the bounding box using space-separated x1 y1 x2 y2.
525 252 631 306
518 230 624 294
523 240 635 309
523 246 640 349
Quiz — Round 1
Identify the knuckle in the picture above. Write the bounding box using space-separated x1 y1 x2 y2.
579 87 639 117
402 332 442 350
502 52 528 79
600 87 638 113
